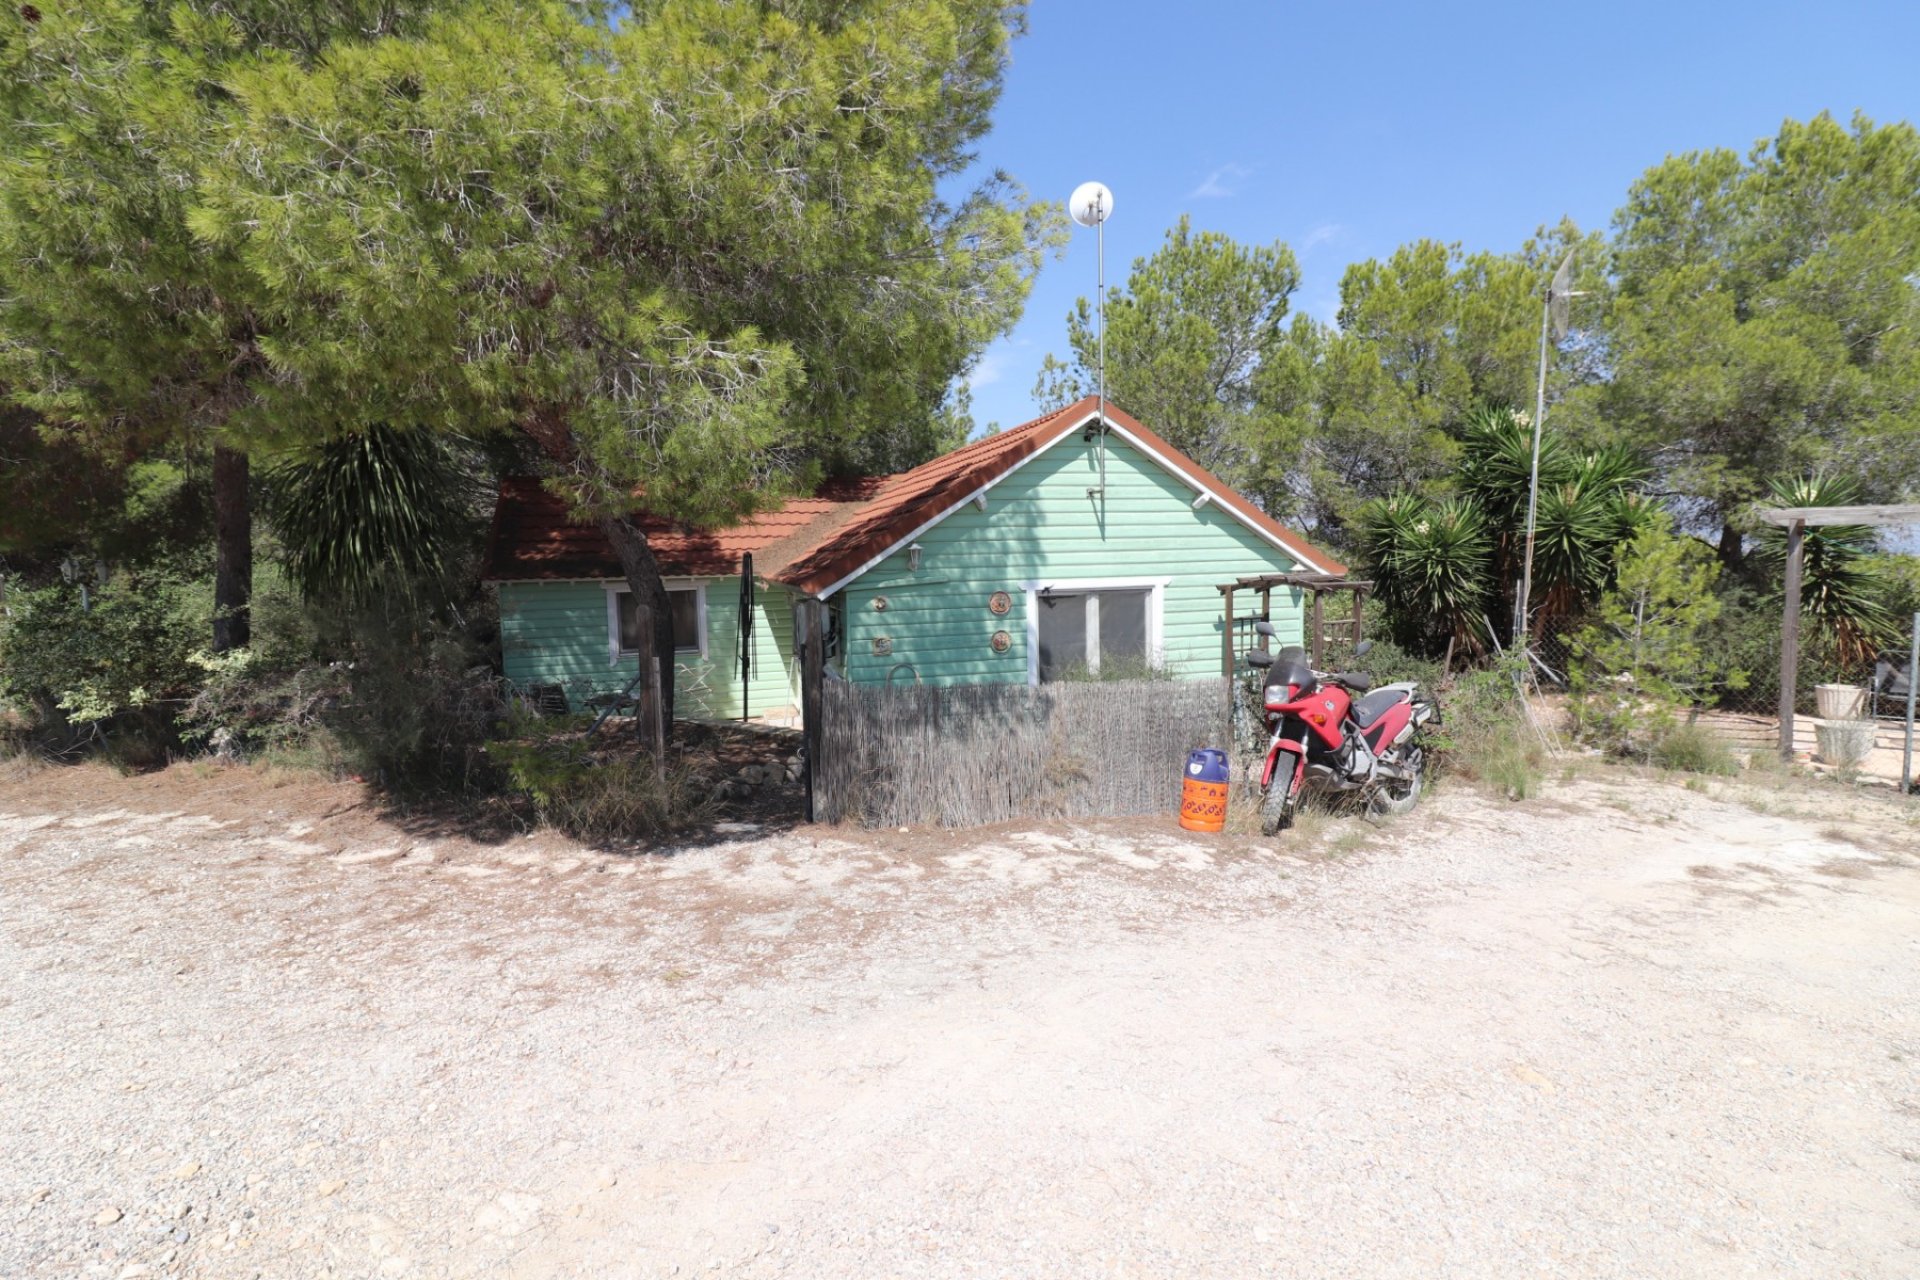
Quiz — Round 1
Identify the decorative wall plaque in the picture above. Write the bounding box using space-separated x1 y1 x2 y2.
990 629 1012 654
988 590 1012 616
872 636 893 657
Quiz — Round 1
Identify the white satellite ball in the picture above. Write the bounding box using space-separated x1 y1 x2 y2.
1069 181 1113 228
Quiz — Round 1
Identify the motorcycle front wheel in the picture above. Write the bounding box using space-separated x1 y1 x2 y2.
1260 779 1295 835
1368 748 1423 818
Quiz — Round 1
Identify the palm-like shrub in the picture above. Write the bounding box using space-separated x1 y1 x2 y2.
262 428 481 605
1363 404 1654 660
1359 493 1493 665
1756 474 1893 666
1457 404 1566 551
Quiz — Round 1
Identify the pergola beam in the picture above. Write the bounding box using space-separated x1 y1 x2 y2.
1764 501 1920 762
1755 504 1920 527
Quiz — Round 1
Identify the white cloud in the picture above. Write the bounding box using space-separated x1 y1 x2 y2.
1189 163 1252 200
965 351 1006 392
1299 222 1344 251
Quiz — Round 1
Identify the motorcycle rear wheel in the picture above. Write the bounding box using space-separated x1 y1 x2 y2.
1260 780 1295 835
1368 749 1423 818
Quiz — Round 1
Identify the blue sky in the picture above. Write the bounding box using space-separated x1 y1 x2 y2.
958 0 1920 433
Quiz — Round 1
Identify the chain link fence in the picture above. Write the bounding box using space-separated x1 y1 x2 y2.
1528 611 1918 789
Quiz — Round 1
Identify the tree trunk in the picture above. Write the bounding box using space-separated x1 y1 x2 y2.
597 515 677 739
211 446 252 653
1716 519 1745 574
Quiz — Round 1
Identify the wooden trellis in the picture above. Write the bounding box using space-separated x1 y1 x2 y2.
1218 572 1370 676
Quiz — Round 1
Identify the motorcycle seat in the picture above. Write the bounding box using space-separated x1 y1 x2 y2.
1351 686 1410 729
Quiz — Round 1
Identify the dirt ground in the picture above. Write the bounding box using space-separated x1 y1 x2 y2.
3 759 1919 1279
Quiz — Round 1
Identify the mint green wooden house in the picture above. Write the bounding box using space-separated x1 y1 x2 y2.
482 399 1343 721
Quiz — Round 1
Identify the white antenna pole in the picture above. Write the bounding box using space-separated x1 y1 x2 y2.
1069 181 1114 500
1516 293 1549 647
1096 197 1107 497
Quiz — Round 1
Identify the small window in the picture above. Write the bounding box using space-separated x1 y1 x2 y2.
1034 586 1155 682
614 586 703 656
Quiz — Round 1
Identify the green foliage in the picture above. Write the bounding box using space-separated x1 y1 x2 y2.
1358 494 1492 659
1360 405 1654 658
321 593 503 793
1754 473 1895 664
0 574 208 740
1051 655 1176 683
1571 523 1742 757
1037 215 1301 483
1425 651 1545 800
485 734 715 842
261 427 483 605
1607 113 1920 550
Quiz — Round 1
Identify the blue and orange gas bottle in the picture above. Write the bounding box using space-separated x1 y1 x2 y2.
1179 748 1230 832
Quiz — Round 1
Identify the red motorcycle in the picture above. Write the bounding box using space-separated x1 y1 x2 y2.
1246 631 1438 835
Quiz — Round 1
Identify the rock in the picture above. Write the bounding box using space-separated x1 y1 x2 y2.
94 1206 123 1226
173 1226 191 1244
29 1186 50 1205
317 1179 347 1198
173 1161 201 1181
117 1265 152 1279
593 1169 618 1191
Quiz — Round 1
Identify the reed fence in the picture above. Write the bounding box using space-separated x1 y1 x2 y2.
815 675 1229 828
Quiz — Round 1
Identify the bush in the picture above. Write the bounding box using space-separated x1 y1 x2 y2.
486 731 716 842
1571 523 1741 759
1428 653 1546 800
1649 721 1739 776
323 597 504 794
0 572 209 755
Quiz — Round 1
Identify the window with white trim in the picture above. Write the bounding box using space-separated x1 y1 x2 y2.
611 584 706 658
1034 587 1153 682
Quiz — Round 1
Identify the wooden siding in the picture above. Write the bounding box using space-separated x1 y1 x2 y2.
838 432 1305 687
498 579 799 720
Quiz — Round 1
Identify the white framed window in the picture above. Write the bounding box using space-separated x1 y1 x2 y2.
606 580 707 664
1021 577 1167 684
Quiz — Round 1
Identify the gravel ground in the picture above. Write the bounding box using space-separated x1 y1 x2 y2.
3 763 1919 1279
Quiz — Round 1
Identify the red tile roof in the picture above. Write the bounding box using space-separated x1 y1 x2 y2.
481 397 1344 588
479 476 880 581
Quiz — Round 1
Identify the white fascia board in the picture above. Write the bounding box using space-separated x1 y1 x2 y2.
1099 419 1333 574
817 407 1328 597
813 407 1108 600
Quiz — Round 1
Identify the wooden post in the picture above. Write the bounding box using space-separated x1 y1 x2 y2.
799 598 826 822
1310 589 1324 667
1221 584 1235 678
1778 519 1804 760
645 651 665 782
631 601 665 758
1351 588 1365 649
1902 611 1918 796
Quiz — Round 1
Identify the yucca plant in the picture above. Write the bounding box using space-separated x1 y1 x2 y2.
1456 404 1571 549
262 427 480 606
1360 493 1494 668
1756 474 1894 666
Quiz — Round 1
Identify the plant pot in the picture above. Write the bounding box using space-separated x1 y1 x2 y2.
1814 683 1868 720
1813 718 1876 767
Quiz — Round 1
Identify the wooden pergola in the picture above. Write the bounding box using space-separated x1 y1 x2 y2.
1758 503 1920 761
1217 572 1371 676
